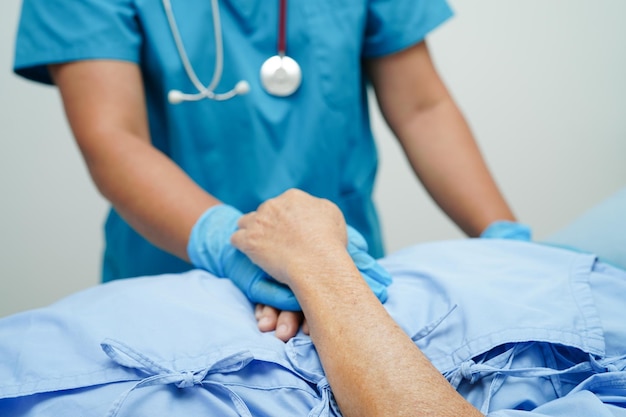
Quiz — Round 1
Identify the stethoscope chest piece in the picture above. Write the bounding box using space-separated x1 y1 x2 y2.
260 55 302 97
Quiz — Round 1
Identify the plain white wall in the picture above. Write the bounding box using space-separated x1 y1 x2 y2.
1 0 625 317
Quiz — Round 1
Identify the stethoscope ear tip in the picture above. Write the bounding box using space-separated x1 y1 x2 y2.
234 80 251 95
168 90 185 105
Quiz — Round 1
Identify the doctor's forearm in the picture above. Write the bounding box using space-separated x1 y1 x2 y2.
366 42 516 237
50 61 219 262
397 96 516 236
83 133 219 261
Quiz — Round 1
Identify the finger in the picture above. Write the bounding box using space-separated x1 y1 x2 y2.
351 250 393 286
346 225 368 251
274 310 304 342
360 272 389 303
236 211 255 230
367 261 393 286
256 304 279 332
254 303 265 320
302 318 310 335
230 224 247 251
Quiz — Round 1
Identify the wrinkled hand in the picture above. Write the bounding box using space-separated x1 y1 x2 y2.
232 189 392 298
252 225 392 341
187 204 300 311
232 189 394 340
251 226 392 341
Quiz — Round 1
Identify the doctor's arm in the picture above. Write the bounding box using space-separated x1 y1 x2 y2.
231 189 483 417
365 41 516 237
49 61 386 313
49 60 217 261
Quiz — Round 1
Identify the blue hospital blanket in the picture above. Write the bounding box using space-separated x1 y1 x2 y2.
0 240 625 416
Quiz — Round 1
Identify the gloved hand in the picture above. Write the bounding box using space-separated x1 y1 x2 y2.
346 226 393 303
188 205 300 311
188 205 393 310
480 220 532 241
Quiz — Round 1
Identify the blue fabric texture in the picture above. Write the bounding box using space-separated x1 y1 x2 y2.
14 0 453 281
1 240 625 416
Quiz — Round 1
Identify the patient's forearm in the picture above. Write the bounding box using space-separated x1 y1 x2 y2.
292 251 482 417
230 190 481 415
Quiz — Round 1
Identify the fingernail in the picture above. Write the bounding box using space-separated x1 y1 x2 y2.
277 324 289 335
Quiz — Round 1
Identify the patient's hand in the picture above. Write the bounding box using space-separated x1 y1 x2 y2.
256 304 308 341
232 189 348 287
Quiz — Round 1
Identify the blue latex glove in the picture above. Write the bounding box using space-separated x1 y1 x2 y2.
480 220 532 241
346 226 393 303
188 205 300 311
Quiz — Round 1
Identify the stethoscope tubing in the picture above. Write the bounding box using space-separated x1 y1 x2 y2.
162 0 225 98
164 0 299 103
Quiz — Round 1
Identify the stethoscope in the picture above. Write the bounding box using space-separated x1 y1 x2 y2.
164 0 302 104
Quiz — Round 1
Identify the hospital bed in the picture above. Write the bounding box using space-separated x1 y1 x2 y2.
0 187 624 416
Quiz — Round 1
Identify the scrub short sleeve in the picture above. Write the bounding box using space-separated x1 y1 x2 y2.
14 0 142 85
363 0 453 58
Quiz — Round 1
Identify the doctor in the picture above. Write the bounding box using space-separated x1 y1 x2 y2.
13 0 523 315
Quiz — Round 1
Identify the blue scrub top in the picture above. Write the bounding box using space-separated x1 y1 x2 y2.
14 0 454 281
